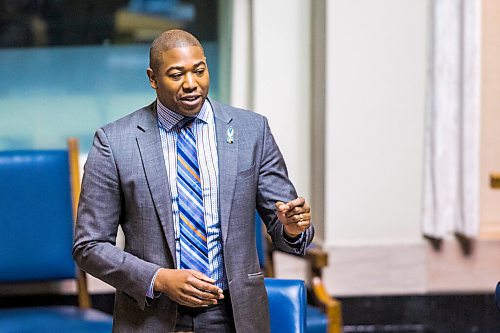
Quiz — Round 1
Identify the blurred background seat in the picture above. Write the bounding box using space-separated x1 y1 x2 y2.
0 138 112 333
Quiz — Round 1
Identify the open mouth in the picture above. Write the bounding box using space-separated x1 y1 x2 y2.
181 95 200 102
179 95 202 109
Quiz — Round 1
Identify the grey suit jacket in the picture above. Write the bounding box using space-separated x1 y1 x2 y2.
73 100 314 332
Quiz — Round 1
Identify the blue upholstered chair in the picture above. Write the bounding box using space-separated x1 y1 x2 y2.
0 139 113 332
265 278 307 333
255 214 343 333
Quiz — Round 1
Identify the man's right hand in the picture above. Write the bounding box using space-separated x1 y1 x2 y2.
153 268 224 307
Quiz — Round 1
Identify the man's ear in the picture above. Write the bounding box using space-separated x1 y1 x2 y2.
146 68 158 89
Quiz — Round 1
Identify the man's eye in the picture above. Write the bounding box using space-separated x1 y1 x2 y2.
195 68 205 76
169 73 182 80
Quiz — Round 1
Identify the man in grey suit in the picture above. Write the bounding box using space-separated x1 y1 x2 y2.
73 29 314 332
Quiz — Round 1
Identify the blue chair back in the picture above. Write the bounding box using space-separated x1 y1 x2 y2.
0 150 76 282
255 212 265 269
265 278 307 333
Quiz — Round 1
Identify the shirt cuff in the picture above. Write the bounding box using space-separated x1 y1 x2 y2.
282 229 304 247
146 268 163 300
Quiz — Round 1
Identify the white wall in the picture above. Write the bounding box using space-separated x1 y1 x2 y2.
325 0 427 245
252 0 312 202
230 0 253 110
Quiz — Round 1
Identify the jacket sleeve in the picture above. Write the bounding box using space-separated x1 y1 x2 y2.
72 128 161 310
255 117 314 255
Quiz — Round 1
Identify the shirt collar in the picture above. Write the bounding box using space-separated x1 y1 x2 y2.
156 98 210 131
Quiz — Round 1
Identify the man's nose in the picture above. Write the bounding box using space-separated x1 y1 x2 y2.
182 73 196 90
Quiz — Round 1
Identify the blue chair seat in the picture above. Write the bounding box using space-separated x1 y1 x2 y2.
306 305 328 333
0 306 112 333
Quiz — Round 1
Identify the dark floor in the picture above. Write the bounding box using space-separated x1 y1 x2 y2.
1 293 499 332
339 293 500 333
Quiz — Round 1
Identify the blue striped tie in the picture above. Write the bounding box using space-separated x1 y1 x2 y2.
177 118 209 276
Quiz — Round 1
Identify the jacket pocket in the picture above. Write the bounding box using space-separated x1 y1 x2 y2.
237 162 256 179
247 271 264 278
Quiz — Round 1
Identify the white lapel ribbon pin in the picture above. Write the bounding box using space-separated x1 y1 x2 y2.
227 126 234 144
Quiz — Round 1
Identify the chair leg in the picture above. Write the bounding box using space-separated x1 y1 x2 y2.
311 276 343 333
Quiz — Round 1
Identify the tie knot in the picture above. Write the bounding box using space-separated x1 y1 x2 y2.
178 117 196 129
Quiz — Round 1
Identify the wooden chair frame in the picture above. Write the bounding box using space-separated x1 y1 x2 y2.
68 138 92 309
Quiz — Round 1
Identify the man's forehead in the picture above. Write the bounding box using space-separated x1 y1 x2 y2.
161 46 206 67
162 45 205 57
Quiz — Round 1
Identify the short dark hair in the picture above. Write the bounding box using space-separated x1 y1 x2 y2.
149 29 204 72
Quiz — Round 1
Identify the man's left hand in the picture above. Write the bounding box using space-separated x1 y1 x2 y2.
275 197 311 237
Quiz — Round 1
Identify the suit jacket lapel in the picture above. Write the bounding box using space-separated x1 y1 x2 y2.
212 101 237 244
136 103 176 265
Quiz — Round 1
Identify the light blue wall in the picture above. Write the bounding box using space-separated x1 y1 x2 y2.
0 42 219 153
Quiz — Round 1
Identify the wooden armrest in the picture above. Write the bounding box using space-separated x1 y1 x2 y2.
311 276 343 333
305 246 328 273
